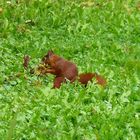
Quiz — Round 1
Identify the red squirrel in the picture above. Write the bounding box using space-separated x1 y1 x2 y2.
40 50 106 88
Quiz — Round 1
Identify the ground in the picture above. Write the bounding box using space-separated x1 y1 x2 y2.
0 0 140 140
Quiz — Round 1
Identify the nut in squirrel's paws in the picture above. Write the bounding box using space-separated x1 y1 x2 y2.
31 64 50 76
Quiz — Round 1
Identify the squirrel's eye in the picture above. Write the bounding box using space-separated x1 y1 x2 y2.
42 57 45 61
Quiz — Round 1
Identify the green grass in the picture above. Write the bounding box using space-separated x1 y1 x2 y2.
0 0 140 139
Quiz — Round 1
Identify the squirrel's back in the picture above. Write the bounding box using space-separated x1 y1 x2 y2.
42 51 78 81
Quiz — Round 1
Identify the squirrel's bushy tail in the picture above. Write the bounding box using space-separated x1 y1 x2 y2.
78 73 106 86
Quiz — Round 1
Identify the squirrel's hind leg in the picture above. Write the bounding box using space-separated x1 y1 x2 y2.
53 77 65 88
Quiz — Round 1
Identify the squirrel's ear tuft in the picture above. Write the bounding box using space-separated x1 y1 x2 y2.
42 50 53 62
43 50 54 59
47 50 54 56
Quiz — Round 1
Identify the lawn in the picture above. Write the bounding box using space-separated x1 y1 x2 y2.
0 0 140 140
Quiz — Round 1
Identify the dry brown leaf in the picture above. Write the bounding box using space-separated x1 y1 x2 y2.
80 1 94 7
23 55 30 69
0 8 3 14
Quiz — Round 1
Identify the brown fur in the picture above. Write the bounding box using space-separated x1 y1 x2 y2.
41 50 106 88
78 73 106 86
